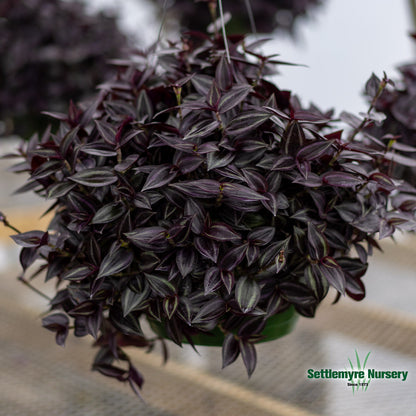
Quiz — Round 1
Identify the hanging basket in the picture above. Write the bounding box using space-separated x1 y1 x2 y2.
149 306 298 347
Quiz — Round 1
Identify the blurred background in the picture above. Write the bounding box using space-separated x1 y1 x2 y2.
1 0 416 415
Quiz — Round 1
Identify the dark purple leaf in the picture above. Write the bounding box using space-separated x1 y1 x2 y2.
226 111 271 136
114 154 139 172
296 140 335 161
247 227 275 245
128 365 145 398
110 306 144 337
121 286 150 317
369 172 395 190
307 222 328 260
204 267 222 294
69 168 118 187
42 313 69 347
125 227 168 252
242 169 268 193
68 301 97 317
207 152 235 171
239 340 257 377
319 257 346 295
176 248 196 277
79 143 117 157
133 193 152 210
222 183 267 202
282 120 305 156
46 182 76 199
220 244 248 272
170 180 220 198
222 333 240 368
218 84 252 113
246 245 260 266
11 231 48 248
163 296 179 320
293 173 323 187
97 245 133 279
92 203 125 224
204 223 241 242
192 297 225 327
183 119 220 141
62 266 94 281
177 155 204 174
207 80 221 107
322 171 366 188
142 165 177 191
194 237 219 262
191 74 213 95
95 120 117 145
215 55 232 90
221 270 235 294
235 276 261 313
145 273 176 297
345 276 366 301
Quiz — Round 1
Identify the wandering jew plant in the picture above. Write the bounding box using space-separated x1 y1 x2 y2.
0 0 128 138
4 32 416 396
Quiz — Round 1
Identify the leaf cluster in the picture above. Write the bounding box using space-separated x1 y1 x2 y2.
8 31 416 393
364 64 416 185
0 0 128 137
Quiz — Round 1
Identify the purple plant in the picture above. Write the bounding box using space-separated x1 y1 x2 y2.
4 31 416 396
0 0 128 138
363 43 416 185
154 0 322 35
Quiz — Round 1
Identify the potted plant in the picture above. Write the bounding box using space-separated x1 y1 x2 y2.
3 26 416 397
0 0 128 138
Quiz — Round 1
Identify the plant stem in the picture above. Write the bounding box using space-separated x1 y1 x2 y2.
157 0 169 44
18 276 52 301
244 0 257 34
0 213 21 234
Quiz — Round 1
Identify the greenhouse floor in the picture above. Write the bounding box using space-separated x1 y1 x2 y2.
1 139 416 416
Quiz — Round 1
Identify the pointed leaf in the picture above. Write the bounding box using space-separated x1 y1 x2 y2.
170 180 220 198
142 165 177 192
226 111 271 136
220 244 248 271
97 246 133 279
69 168 117 187
176 248 196 277
239 340 257 377
92 203 125 224
204 223 241 242
218 84 252 113
222 333 240 368
204 267 222 294
323 171 365 187
235 276 261 314
319 257 346 295
194 237 219 263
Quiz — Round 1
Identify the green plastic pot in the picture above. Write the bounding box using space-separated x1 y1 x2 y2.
149 306 298 347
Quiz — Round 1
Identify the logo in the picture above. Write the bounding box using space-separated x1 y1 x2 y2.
307 349 409 393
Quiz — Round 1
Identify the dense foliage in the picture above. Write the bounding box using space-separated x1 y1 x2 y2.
6 31 416 395
364 43 416 185
0 0 128 138
154 0 322 35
